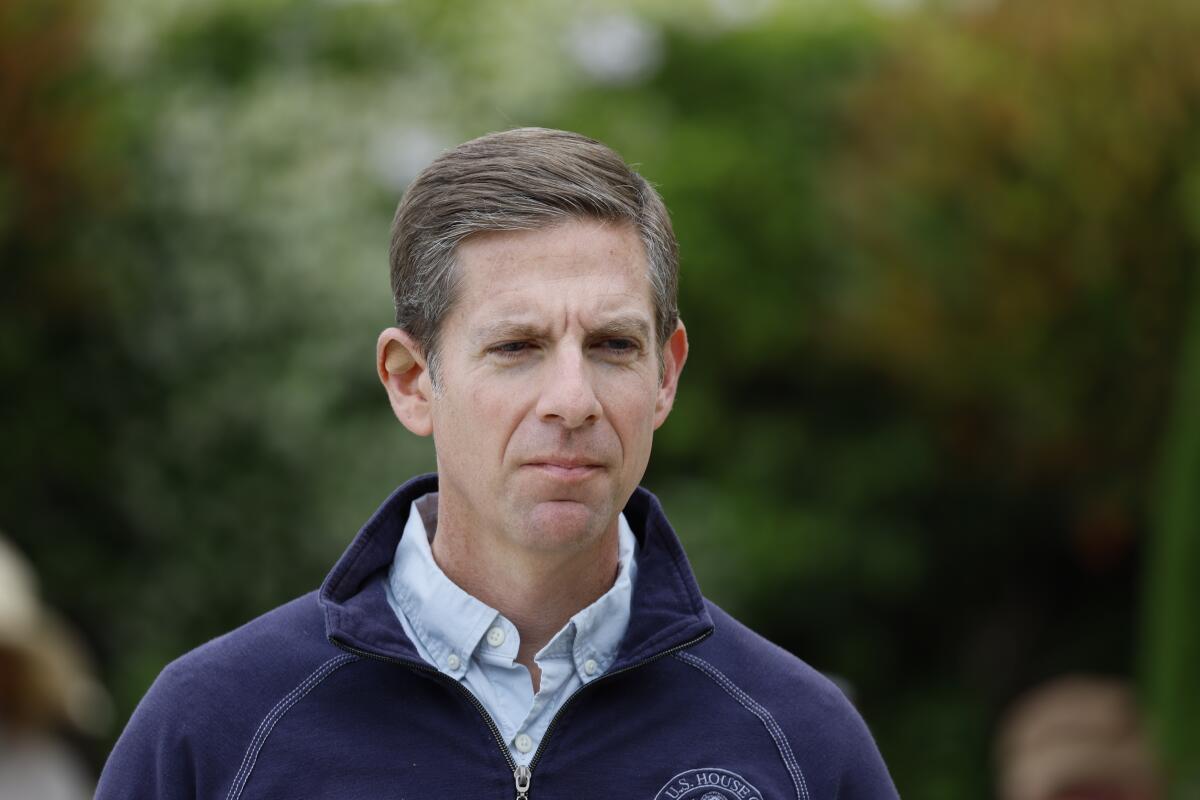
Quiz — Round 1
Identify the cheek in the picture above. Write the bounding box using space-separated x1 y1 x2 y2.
605 386 660 450
465 381 534 459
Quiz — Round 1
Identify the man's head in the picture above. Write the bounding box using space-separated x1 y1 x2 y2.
386 127 679 383
377 128 687 556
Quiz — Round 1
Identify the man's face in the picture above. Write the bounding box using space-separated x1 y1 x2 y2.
425 217 684 554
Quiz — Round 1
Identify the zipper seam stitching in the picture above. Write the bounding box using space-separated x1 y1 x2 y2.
674 651 811 800
226 653 358 800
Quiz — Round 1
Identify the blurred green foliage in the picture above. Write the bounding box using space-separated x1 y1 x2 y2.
1148 276 1200 797
3 0 1198 795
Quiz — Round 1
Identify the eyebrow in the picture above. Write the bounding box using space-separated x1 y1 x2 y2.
470 321 546 348
471 314 653 347
589 315 653 341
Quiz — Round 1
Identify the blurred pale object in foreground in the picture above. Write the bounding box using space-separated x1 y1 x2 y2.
0 535 110 800
996 676 1164 800
0 731 93 800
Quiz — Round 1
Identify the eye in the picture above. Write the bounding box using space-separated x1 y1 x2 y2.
595 338 640 357
489 341 533 359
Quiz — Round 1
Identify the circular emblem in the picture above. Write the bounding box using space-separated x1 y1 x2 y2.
653 768 763 800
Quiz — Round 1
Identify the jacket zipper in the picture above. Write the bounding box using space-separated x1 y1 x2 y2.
328 640 522 789
525 628 712 777
331 627 712 798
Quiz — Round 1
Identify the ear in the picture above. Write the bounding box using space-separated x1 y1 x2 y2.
653 320 688 429
376 327 434 437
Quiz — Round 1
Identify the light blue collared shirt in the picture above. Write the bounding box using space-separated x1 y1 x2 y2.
385 492 638 766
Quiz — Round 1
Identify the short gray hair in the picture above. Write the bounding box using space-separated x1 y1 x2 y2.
388 127 679 381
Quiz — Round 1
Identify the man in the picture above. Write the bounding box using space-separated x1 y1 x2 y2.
98 128 898 799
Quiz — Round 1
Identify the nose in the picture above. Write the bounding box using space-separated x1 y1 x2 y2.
535 348 602 429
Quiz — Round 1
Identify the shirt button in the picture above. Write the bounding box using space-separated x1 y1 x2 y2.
584 659 598 676
515 734 533 754
486 627 506 647
446 653 461 671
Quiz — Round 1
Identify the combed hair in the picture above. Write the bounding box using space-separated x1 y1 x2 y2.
388 127 679 381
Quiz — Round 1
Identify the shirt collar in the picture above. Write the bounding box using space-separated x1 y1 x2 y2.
388 493 495 677
321 473 714 672
387 491 638 683
535 514 637 681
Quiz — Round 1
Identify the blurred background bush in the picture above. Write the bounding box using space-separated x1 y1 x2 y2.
3 0 1198 796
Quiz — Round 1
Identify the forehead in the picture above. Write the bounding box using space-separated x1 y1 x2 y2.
451 218 653 323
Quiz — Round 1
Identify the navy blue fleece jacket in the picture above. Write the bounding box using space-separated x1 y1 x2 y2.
97 474 899 799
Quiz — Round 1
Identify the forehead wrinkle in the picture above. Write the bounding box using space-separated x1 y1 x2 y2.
462 265 637 310
473 260 643 296
469 286 649 322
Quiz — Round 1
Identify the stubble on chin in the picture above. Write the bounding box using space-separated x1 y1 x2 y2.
507 495 616 555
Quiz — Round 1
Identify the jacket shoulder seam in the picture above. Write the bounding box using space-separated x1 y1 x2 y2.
674 651 811 800
225 653 359 800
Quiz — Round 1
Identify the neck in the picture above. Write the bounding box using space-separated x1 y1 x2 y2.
429 501 620 688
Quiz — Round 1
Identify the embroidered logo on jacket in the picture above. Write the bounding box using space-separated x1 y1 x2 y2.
654 768 763 800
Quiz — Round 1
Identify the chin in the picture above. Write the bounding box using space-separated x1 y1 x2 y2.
518 499 610 552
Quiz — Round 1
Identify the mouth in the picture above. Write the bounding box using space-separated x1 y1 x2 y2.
523 460 605 482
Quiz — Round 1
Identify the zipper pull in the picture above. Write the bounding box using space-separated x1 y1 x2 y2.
514 764 532 799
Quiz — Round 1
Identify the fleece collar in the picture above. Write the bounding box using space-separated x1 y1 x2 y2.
319 473 713 670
